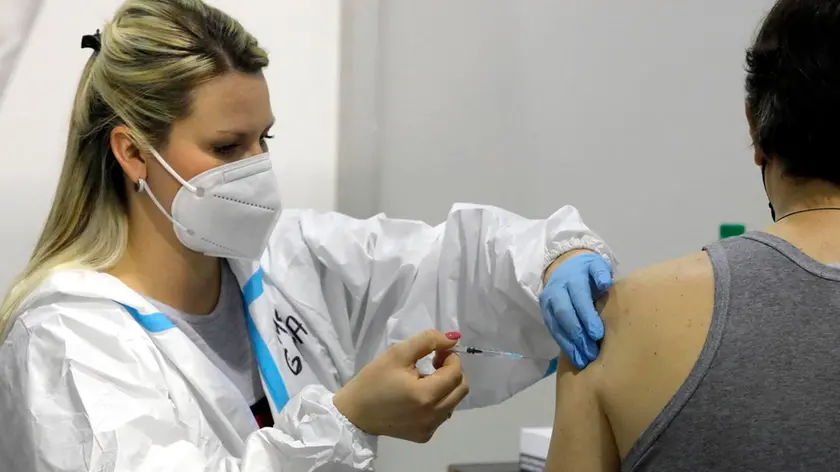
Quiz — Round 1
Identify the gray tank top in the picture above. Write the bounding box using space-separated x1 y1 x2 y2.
623 231 840 472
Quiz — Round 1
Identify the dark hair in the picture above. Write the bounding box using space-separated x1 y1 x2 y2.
746 0 840 184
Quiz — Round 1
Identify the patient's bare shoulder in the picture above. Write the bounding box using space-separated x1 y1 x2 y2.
595 251 713 317
591 251 716 458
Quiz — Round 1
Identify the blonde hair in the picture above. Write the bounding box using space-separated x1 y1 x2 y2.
0 0 269 338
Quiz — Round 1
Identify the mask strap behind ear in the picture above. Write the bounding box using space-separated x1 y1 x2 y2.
136 178 195 236
761 159 776 222
149 149 200 195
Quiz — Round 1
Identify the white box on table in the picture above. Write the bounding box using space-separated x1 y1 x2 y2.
519 427 552 472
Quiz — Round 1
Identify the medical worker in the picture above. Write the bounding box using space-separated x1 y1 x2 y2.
0 0 616 470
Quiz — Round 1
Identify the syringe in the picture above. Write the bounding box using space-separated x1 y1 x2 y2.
450 345 551 361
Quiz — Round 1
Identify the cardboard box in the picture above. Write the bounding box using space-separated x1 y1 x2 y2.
519 427 552 472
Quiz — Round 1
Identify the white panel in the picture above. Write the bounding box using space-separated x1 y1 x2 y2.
337 0 381 217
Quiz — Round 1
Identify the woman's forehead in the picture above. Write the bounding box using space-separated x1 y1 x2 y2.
183 72 273 133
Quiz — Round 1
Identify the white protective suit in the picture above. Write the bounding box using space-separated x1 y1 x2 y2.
0 3 618 470
0 206 616 471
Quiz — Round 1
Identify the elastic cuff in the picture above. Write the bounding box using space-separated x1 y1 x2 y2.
325 391 378 457
542 235 618 278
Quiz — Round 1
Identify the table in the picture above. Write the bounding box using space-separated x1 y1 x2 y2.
447 463 519 472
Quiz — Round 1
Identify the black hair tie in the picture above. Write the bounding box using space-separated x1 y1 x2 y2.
81 29 102 53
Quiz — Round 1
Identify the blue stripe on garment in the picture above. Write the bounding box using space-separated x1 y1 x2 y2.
544 356 559 377
241 269 291 411
242 268 265 305
118 303 176 333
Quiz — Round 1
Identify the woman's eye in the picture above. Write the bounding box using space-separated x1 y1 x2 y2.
213 135 273 157
213 143 240 157
260 134 274 151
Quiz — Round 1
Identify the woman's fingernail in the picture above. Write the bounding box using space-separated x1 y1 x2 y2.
445 331 462 340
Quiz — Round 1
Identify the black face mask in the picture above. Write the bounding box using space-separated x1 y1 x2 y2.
762 160 776 221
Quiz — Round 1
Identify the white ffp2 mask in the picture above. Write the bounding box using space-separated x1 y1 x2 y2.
138 149 283 260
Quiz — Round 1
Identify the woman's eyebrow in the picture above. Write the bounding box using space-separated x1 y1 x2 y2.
215 119 275 137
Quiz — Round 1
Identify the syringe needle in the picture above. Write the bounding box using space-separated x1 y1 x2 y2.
450 345 551 361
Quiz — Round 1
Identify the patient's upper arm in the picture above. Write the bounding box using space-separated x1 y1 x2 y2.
589 251 714 458
545 251 714 471
544 355 620 472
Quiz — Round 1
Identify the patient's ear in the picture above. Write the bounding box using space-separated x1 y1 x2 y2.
745 102 763 167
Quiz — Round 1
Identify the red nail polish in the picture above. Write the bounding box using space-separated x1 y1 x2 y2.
445 331 462 340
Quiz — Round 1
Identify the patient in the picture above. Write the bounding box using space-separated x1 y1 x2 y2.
545 1 840 471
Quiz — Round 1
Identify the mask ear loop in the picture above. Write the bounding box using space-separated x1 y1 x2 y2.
761 159 776 222
149 149 205 197
136 178 196 236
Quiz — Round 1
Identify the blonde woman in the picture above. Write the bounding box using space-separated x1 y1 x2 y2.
0 1 616 470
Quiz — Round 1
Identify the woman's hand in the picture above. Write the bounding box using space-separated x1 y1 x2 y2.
333 330 469 443
540 250 613 370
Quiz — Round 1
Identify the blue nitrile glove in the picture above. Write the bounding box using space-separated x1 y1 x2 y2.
539 253 613 369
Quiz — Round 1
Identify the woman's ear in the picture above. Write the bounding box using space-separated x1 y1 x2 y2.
110 125 146 184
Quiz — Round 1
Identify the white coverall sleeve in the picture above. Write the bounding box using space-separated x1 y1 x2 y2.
266 204 615 408
0 307 375 472
0 0 41 102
